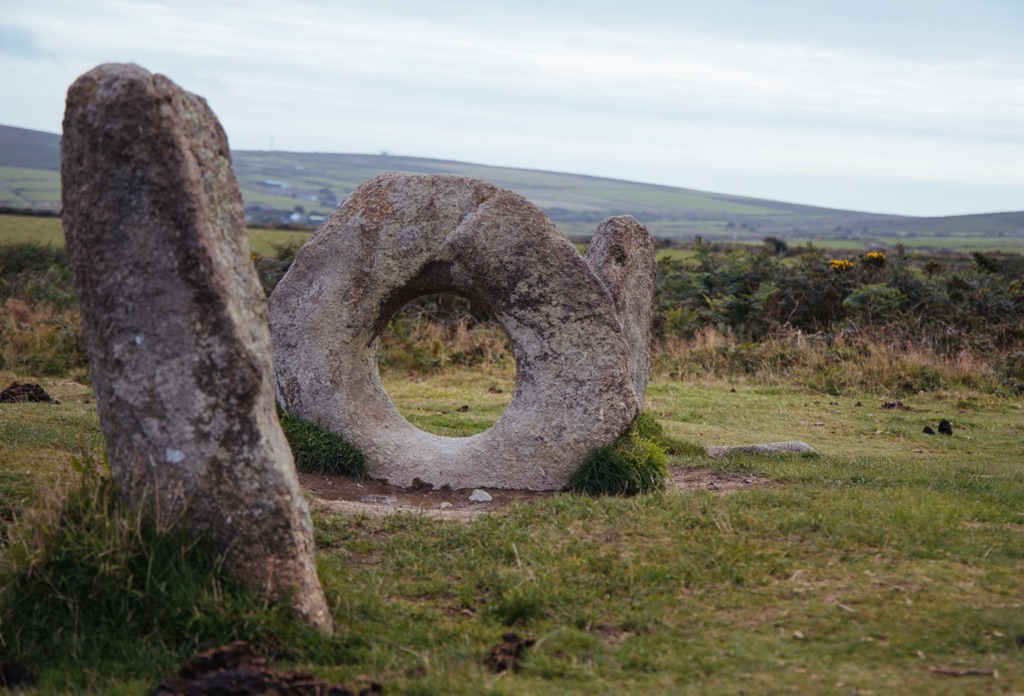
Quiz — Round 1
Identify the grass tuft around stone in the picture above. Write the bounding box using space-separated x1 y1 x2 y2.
278 411 367 479
0 451 331 690
568 412 670 496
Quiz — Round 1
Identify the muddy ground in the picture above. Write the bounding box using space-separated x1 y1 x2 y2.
301 467 767 519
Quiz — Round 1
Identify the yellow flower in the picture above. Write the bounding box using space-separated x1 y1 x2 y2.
830 259 854 272
864 251 887 267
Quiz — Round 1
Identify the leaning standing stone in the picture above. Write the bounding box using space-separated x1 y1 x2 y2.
61 63 331 632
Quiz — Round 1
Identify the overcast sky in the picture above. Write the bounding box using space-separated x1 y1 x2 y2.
1 0 1021 216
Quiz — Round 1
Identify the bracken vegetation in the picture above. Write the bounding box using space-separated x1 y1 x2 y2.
8 238 1023 396
0 244 87 379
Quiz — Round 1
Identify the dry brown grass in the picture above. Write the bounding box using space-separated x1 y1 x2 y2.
0 298 87 378
379 316 512 372
653 327 1001 396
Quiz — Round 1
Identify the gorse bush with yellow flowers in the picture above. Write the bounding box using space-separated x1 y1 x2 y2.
655 239 1023 347
653 240 1024 395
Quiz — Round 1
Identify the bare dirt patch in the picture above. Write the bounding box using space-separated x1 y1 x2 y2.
671 468 768 493
301 466 769 518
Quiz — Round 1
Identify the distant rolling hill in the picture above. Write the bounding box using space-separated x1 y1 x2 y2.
2 123 1022 248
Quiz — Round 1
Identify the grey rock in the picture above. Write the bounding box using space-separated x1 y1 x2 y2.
584 216 656 407
361 495 398 505
705 441 818 459
270 173 640 490
61 63 331 632
468 489 493 503
438 502 454 510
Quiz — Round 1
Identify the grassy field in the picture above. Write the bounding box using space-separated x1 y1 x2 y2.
0 214 312 256
2 361 1022 694
7 213 1021 260
0 167 60 209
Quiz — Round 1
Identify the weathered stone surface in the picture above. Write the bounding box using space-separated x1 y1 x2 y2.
61 63 331 631
704 441 818 459
270 173 640 490
584 216 656 407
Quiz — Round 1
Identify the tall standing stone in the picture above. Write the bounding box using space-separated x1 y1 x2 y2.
585 216 656 407
61 63 332 632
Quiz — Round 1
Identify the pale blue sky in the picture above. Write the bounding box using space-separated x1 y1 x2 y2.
1 0 1021 216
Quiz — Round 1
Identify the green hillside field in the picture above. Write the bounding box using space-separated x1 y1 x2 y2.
2 123 1022 251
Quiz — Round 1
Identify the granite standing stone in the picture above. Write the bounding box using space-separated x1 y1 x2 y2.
61 63 331 632
270 173 641 490
584 215 656 407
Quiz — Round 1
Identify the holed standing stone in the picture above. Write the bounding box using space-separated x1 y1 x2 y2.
60 63 331 632
270 173 642 491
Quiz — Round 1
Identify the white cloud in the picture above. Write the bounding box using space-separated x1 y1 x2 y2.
0 0 1021 215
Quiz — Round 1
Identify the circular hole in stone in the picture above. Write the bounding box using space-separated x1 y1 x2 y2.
378 293 515 438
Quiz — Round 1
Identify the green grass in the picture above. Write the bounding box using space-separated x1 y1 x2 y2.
568 413 671 496
0 377 101 519
0 215 64 246
280 410 367 478
248 227 312 256
0 458 333 693
2 363 1023 693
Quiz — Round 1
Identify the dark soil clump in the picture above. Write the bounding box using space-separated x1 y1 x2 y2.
483 633 535 674
154 641 381 696
0 382 59 404
0 661 34 690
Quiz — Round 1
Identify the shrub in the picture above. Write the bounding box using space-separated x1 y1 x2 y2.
655 242 1024 355
0 243 77 310
841 284 908 323
995 351 1024 396
253 241 301 296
